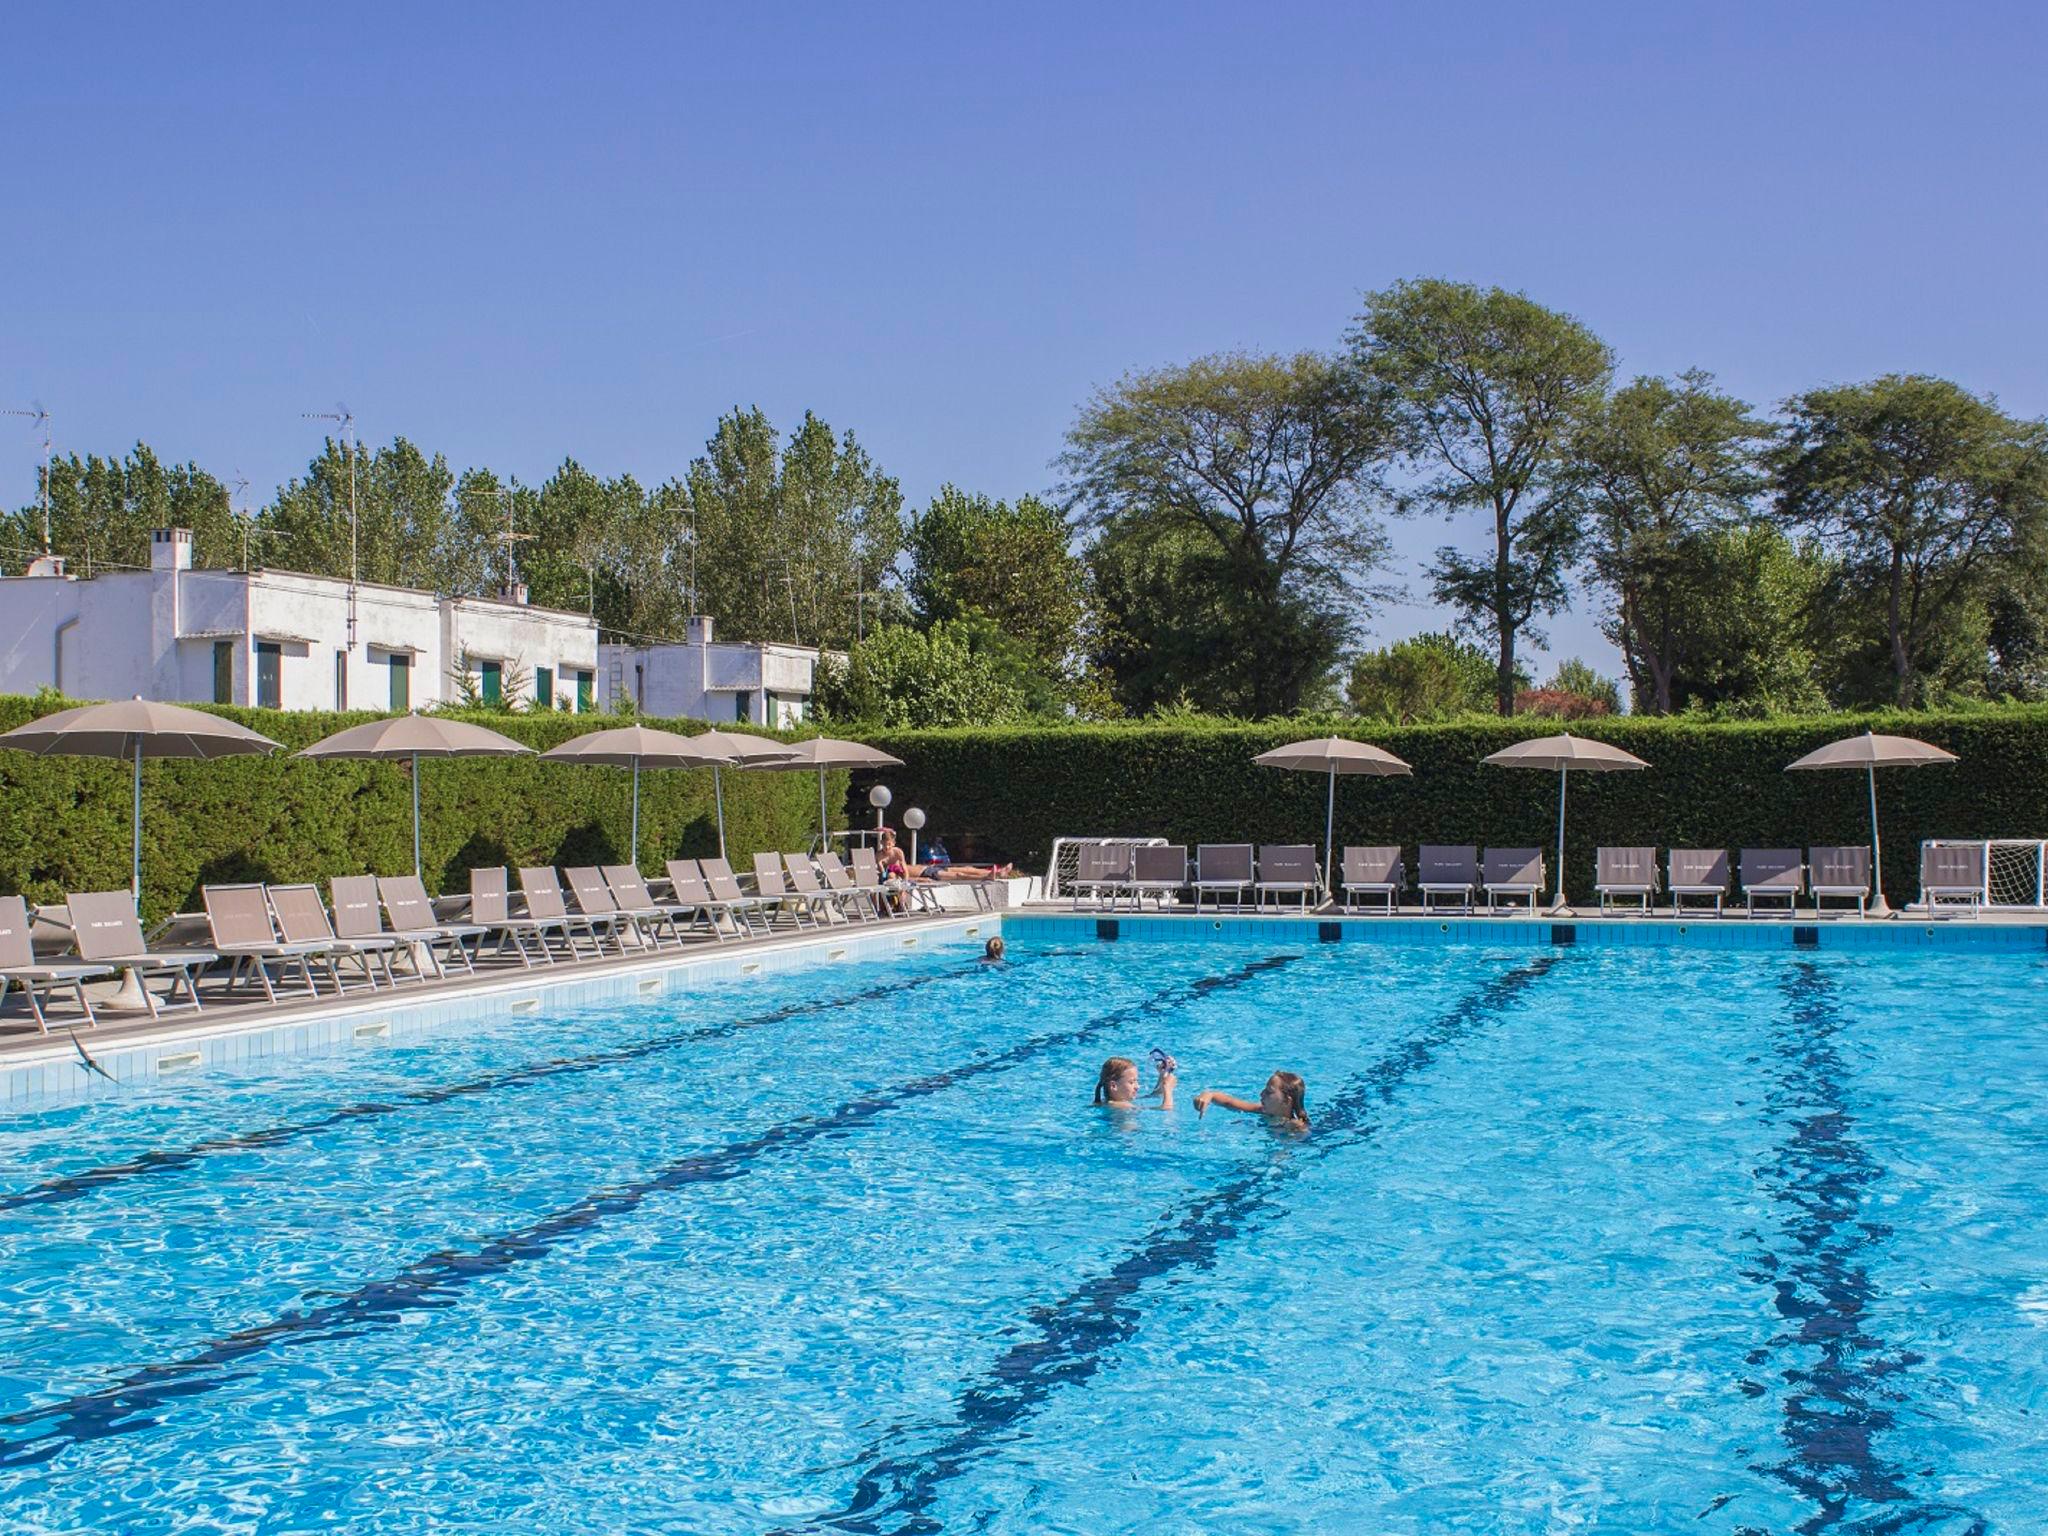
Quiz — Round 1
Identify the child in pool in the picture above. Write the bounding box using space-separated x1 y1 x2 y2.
1193 1071 1309 1132
1093 1052 1176 1111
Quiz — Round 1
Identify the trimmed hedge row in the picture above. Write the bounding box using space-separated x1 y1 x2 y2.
0 695 841 921
861 709 2048 906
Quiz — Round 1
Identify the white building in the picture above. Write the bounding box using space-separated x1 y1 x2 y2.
0 528 599 713
601 617 831 727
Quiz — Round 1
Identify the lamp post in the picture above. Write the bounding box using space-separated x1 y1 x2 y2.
903 806 926 866
868 783 891 845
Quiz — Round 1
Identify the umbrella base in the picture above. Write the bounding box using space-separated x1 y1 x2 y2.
102 966 156 1015
1869 893 1893 918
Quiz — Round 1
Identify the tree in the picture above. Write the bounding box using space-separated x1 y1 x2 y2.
906 486 1086 670
1774 374 2048 706
1562 371 1771 713
811 622 1027 727
265 437 464 592
1344 630 1501 723
5 444 239 575
1535 657 1624 716
1060 351 1393 716
1666 524 1834 715
688 408 904 649
1351 279 1614 713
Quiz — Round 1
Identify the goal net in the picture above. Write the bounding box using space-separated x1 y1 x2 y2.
1045 837 1166 900
1920 839 2047 909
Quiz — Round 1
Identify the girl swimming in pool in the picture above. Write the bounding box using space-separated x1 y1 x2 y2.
1193 1071 1309 1132
1093 1052 1176 1111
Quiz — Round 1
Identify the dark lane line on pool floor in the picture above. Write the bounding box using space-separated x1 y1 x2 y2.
1736 960 1984 1536
0 952 1301 1468
0 950 1094 1219
791 953 1563 1536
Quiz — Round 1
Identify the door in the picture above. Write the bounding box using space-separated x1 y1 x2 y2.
212 641 234 704
255 642 282 710
389 652 411 711
479 659 502 707
535 666 554 711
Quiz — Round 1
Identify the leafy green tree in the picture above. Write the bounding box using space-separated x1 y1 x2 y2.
688 408 904 649
5 444 239 575
1540 657 1624 715
1344 630 1502 723
906 486 1085 669
1351 279 1613 714
1774 374 2048 706
1667 524 1834 715
266 437 464 592
1561 371 1771 713
811 622 1027 727
1060 351 1393 716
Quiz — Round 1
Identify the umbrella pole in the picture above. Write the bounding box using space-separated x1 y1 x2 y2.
131 740 143 900
1552 765 1569 913
818 768 829 851
630 759 641 866
1867 761 1890 917
411 751 422 883
713 765 728 861
1324 765 1336 905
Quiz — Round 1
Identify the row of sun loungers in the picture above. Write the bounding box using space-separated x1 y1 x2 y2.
0 850 943 1035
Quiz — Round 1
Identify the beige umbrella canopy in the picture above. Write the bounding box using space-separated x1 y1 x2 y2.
1252 737 1413 888
745 737 905 845
1481 733 1650 912
1786 730 1958 915
299 713 532 880
540 725 792 863
0 698 281 898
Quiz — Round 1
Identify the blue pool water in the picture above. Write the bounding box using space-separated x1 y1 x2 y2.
0 929 2044 1533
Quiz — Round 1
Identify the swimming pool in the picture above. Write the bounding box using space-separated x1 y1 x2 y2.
0 925 2041 1532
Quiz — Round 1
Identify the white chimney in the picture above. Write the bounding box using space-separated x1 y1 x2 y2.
499 581 529 606
25 554 67 577
150 528 194 572
686 615 713 645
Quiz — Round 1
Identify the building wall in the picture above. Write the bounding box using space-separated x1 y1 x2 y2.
599 640 822 726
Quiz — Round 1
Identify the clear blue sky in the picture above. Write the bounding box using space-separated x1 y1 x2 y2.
6 1 2045 676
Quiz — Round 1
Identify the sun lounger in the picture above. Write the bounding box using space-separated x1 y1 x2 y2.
1740 849 1805 917
329 875 441 982
1340 846 1403 914
202 883 336 1003
468 866 567 967
701 858 777 936
1808 846 1873 917
1191 844 1254 913
663 859 751 940
65 889 218 1017
567 865 668 950
1417 846 1478 914
1595 847 1659 914
269 883 396 990
1127 844 1188 909
1070 843 1133 910
1667 850 1730 916
1255 845 1320 911
517 867 619 959
380 875 488 974
785 854 864 923
1919 842 1985 918
0 893 112 1031
602 866 695 947
753 852 819 928
1481 848 1545 915
816 850 887 920
849 846 907 917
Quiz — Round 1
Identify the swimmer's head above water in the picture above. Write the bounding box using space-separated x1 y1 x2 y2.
1093 1056 1141 1106
983 936 1005 962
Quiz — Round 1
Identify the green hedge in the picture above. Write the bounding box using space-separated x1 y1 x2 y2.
861 709 2048 906
0 695 842 921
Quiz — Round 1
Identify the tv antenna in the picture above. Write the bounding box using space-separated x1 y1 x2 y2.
302 404 358 647
228 470 274 573
4 403 52 552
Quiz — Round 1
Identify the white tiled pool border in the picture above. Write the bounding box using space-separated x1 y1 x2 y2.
1 913 994 1113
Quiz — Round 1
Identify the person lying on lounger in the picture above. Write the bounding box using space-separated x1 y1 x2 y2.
880 829 1014 883
1194 1071 1309 1132
1093 1052 1176 1111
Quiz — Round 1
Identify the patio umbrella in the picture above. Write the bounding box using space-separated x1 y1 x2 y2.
299 713 531 881
1785 730 1957 916
1252 736 1413 889
680 729 796 860
1481 732 1649 914
0 698 282 900
540 725 790 863
746 736 905 846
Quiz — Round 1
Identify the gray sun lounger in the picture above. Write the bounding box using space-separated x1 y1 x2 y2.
1808 846 1874 917
1340 847 1403 914
1740 849 1805 917
663 859 751 940
518 867 619 959
330 875 439 983
1191 844 1254 912
66 889 218 1017
702 858 777 936
786 854 865 924
1417 846 1479 914
1255 845 1321 912
1070 842 1134 910
380 875 488 974
1919 843 1985 918
0 893 112 1031
815 851 885 921
849 846 909 916
270 883 396 990
1481 848 1545 915
470 865 566 967
1595 847 1659 914
1667 850 1730 916
754 852 820 928
568 865 669 949
203 882 336 1003
602 865 694 947
1127 845 1188 909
